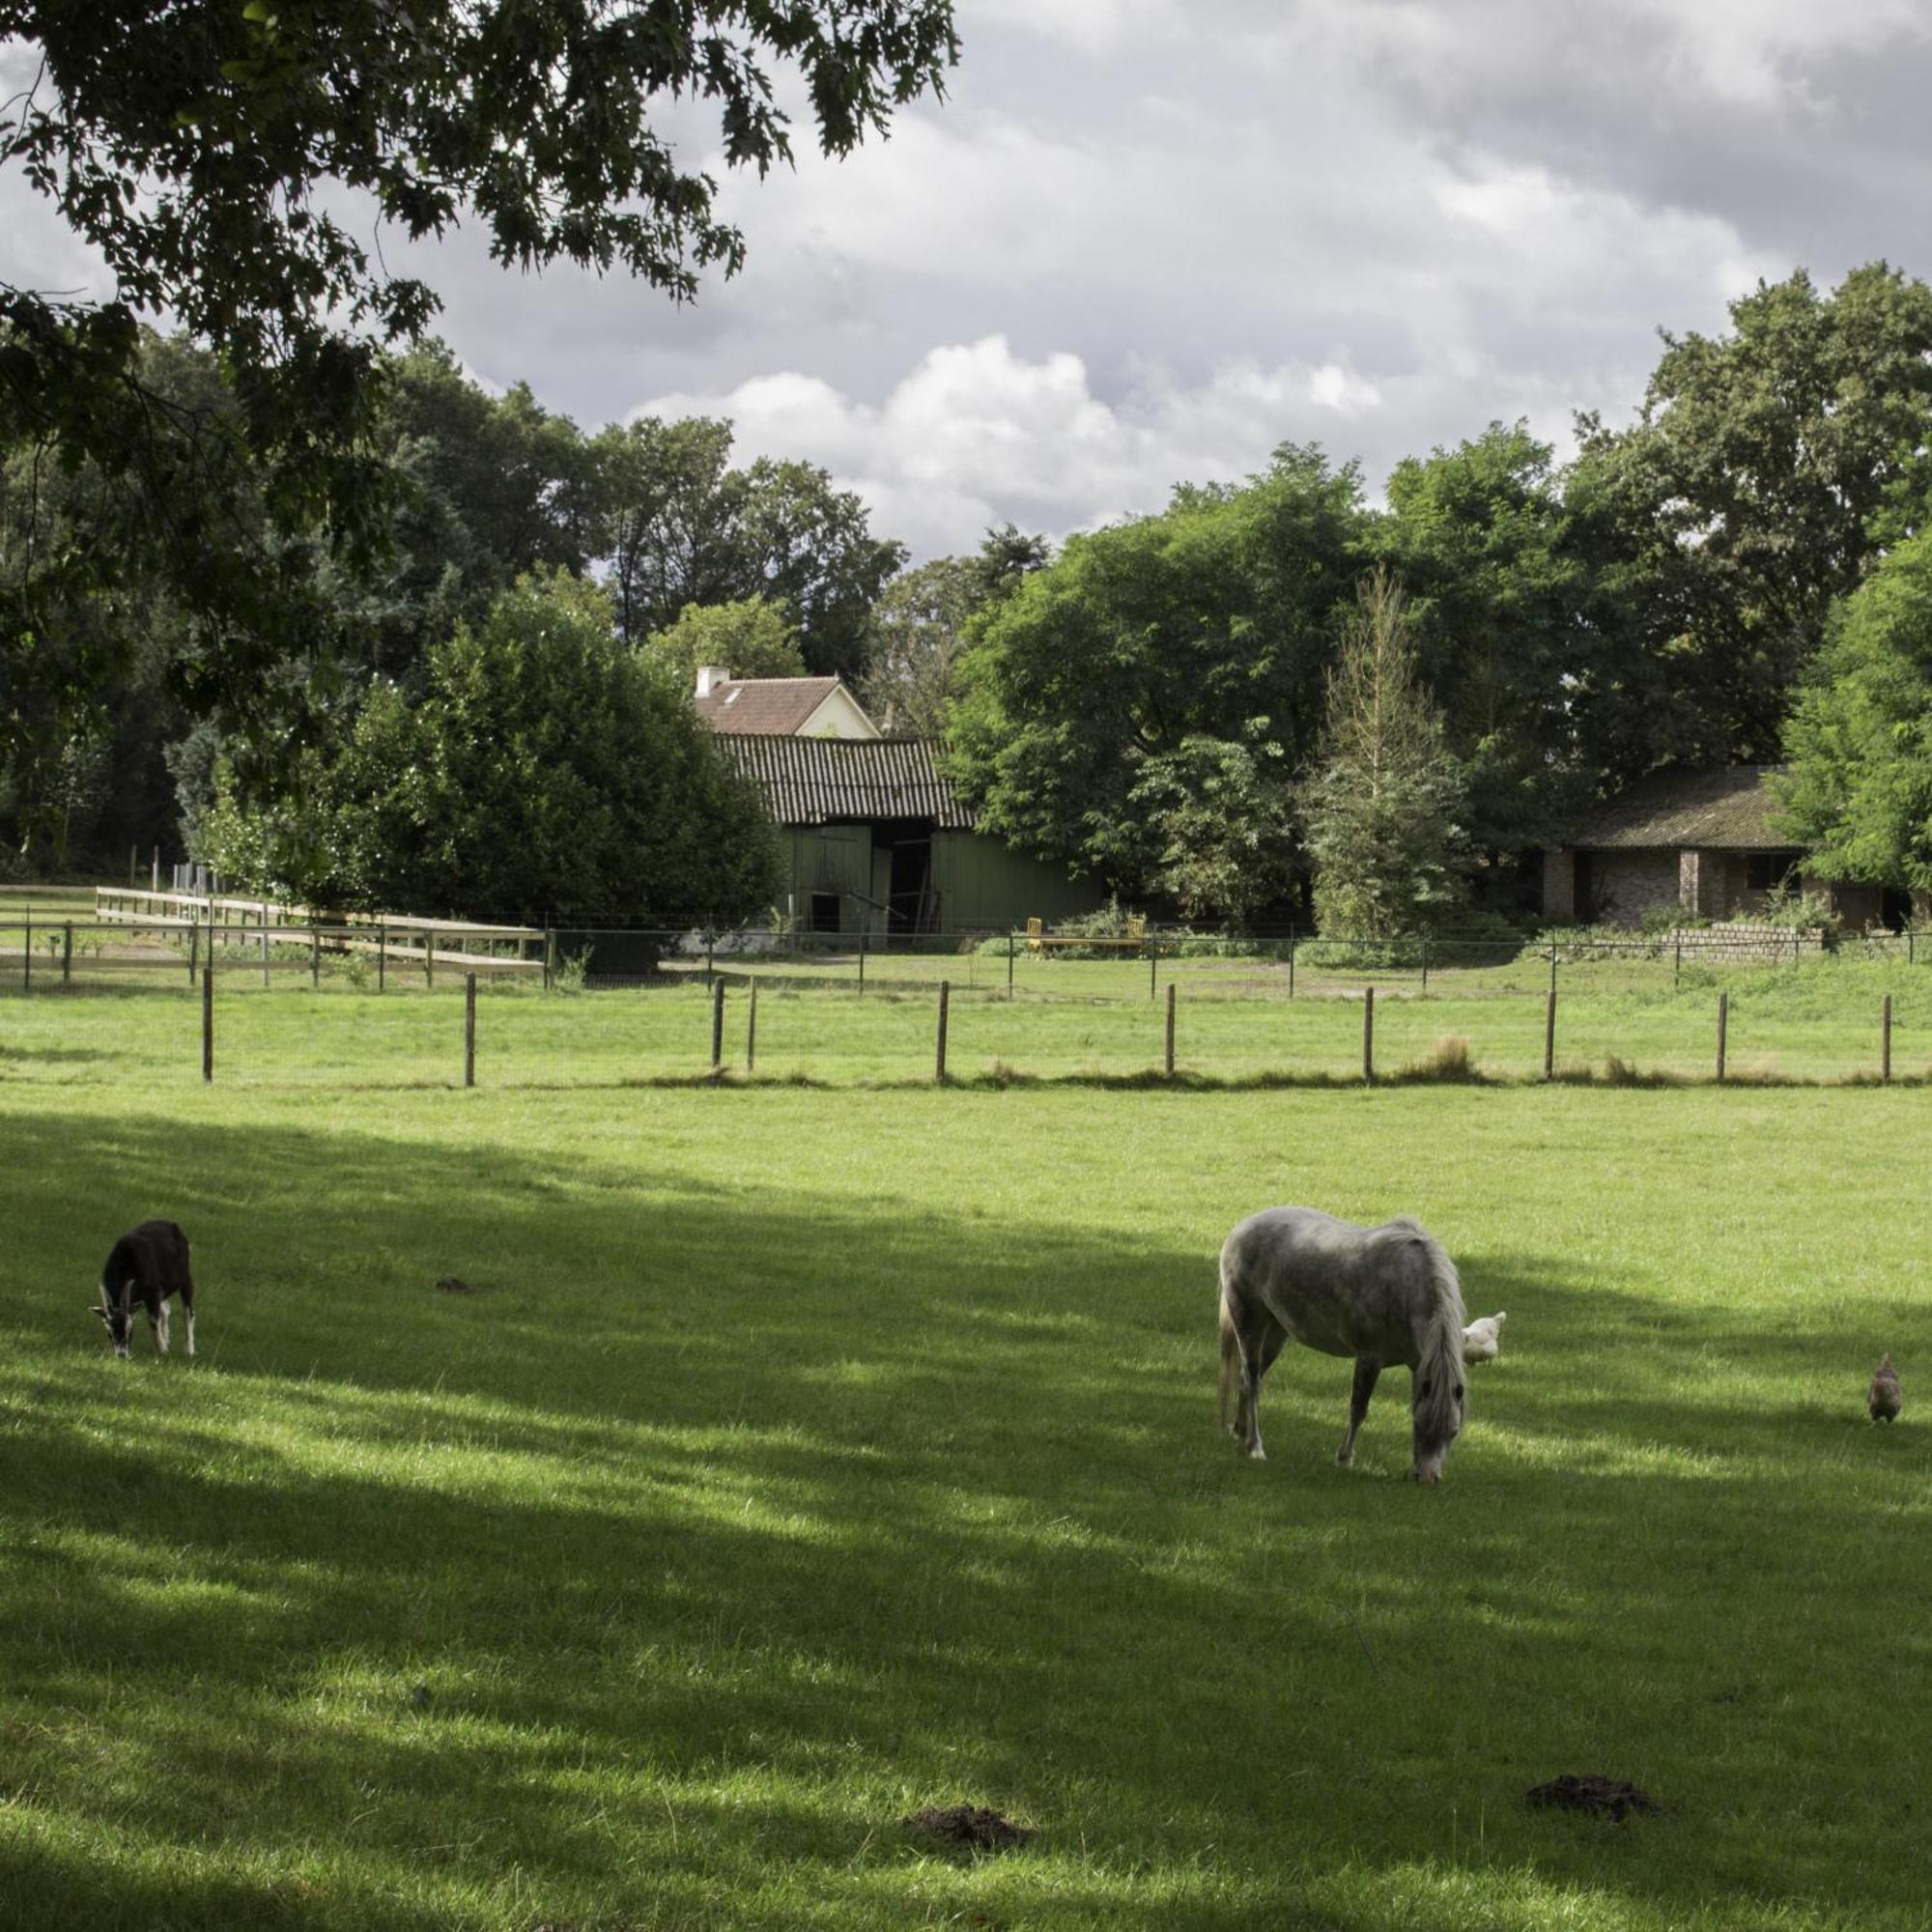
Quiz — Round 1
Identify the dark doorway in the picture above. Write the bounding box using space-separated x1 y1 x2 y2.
882 828 934 937
1574 850 1596 923
809 891 841 934
1881 887 1914 933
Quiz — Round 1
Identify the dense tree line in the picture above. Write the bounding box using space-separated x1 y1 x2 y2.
950 264 1932 925
11 257 1932 925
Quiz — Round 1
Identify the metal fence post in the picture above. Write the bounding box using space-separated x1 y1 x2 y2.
1149 936 1157 1001
1008 929 1015 999
1674 931 1682 989
1545 979 1556 1081
1717 991 1728 1084
260 904 270 988
1362 985 1375 1086
1882 993 1892 1085
747 977 758 1074
202 957 214 1083
311 924 321 989
21 910 29 992
188 917 199 984
465 974 477 1088
424 927 433 989
711 977 725 1074
859 927 867 996
1288 935 1296 1000
62 922 72 989
705 934 714 988
936 980 951 1082
378 921 387 993
1164 980 1176 1077
1420 931 1430 994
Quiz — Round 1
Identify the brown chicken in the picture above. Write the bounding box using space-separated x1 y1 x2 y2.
1868 1353 1902 1424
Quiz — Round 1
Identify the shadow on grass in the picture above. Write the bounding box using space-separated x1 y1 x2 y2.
0 1109 1926 1931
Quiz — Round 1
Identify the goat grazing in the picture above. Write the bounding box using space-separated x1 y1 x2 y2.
95 1220 196 1360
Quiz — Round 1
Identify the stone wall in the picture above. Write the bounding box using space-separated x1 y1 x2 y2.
1666 923 1825 963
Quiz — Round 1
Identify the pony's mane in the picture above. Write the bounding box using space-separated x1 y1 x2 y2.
1403 1229 1466 1452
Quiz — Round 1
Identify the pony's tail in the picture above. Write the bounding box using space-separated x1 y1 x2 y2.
1217 1259 1240 1430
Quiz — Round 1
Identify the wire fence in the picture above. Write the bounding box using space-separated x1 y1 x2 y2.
3 917 1930 1090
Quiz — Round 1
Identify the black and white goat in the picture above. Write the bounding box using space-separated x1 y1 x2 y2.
95 1220 196 1360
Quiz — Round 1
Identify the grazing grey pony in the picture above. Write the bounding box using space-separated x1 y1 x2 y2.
1219 1207 1466 1482
95 1220 196 1360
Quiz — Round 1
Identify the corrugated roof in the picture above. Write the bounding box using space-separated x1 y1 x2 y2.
721 736 977 830
696 676 844 734
1573 766 1798 851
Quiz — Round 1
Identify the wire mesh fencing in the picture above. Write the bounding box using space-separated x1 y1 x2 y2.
3 917 1929 1091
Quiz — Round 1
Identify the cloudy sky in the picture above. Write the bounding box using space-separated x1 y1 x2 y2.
6 0 1931 557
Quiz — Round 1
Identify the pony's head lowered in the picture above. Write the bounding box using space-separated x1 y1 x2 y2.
1406 1232 1467 1484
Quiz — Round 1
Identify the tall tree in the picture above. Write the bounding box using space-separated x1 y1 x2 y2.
1778 526 1932 897
859 524 1052 736
948 444 1364 903
1376 423 1598 864
593 417 903 677
1 0 955 784
1571 263 1932 761
1301 571 1469 939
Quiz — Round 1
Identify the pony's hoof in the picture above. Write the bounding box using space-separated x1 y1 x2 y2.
1335 1450 1353 1468
1247 1444 1266 1462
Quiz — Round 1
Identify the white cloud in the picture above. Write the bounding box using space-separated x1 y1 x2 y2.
635 335 1450 558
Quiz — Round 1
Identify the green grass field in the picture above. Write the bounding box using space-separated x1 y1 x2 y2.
2 1013 1928 1930
2 953 1929 1090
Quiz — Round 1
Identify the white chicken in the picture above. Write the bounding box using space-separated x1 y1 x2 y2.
1462 1312 1507 1363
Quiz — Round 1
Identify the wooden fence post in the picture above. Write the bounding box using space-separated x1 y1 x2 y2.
424 927 434 989
311 925 321 989
1717 991 1728 1084
1882 993 1892 1085
1362 985 1376 1086
378 921 387 992
711 977 725 1074
202 958 214 1084
747 977 758 1074
936 979 951 1082
1164 980 1176 1078
465 974 477 1088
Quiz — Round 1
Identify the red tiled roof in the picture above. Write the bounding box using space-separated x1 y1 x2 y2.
696 677 844 734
